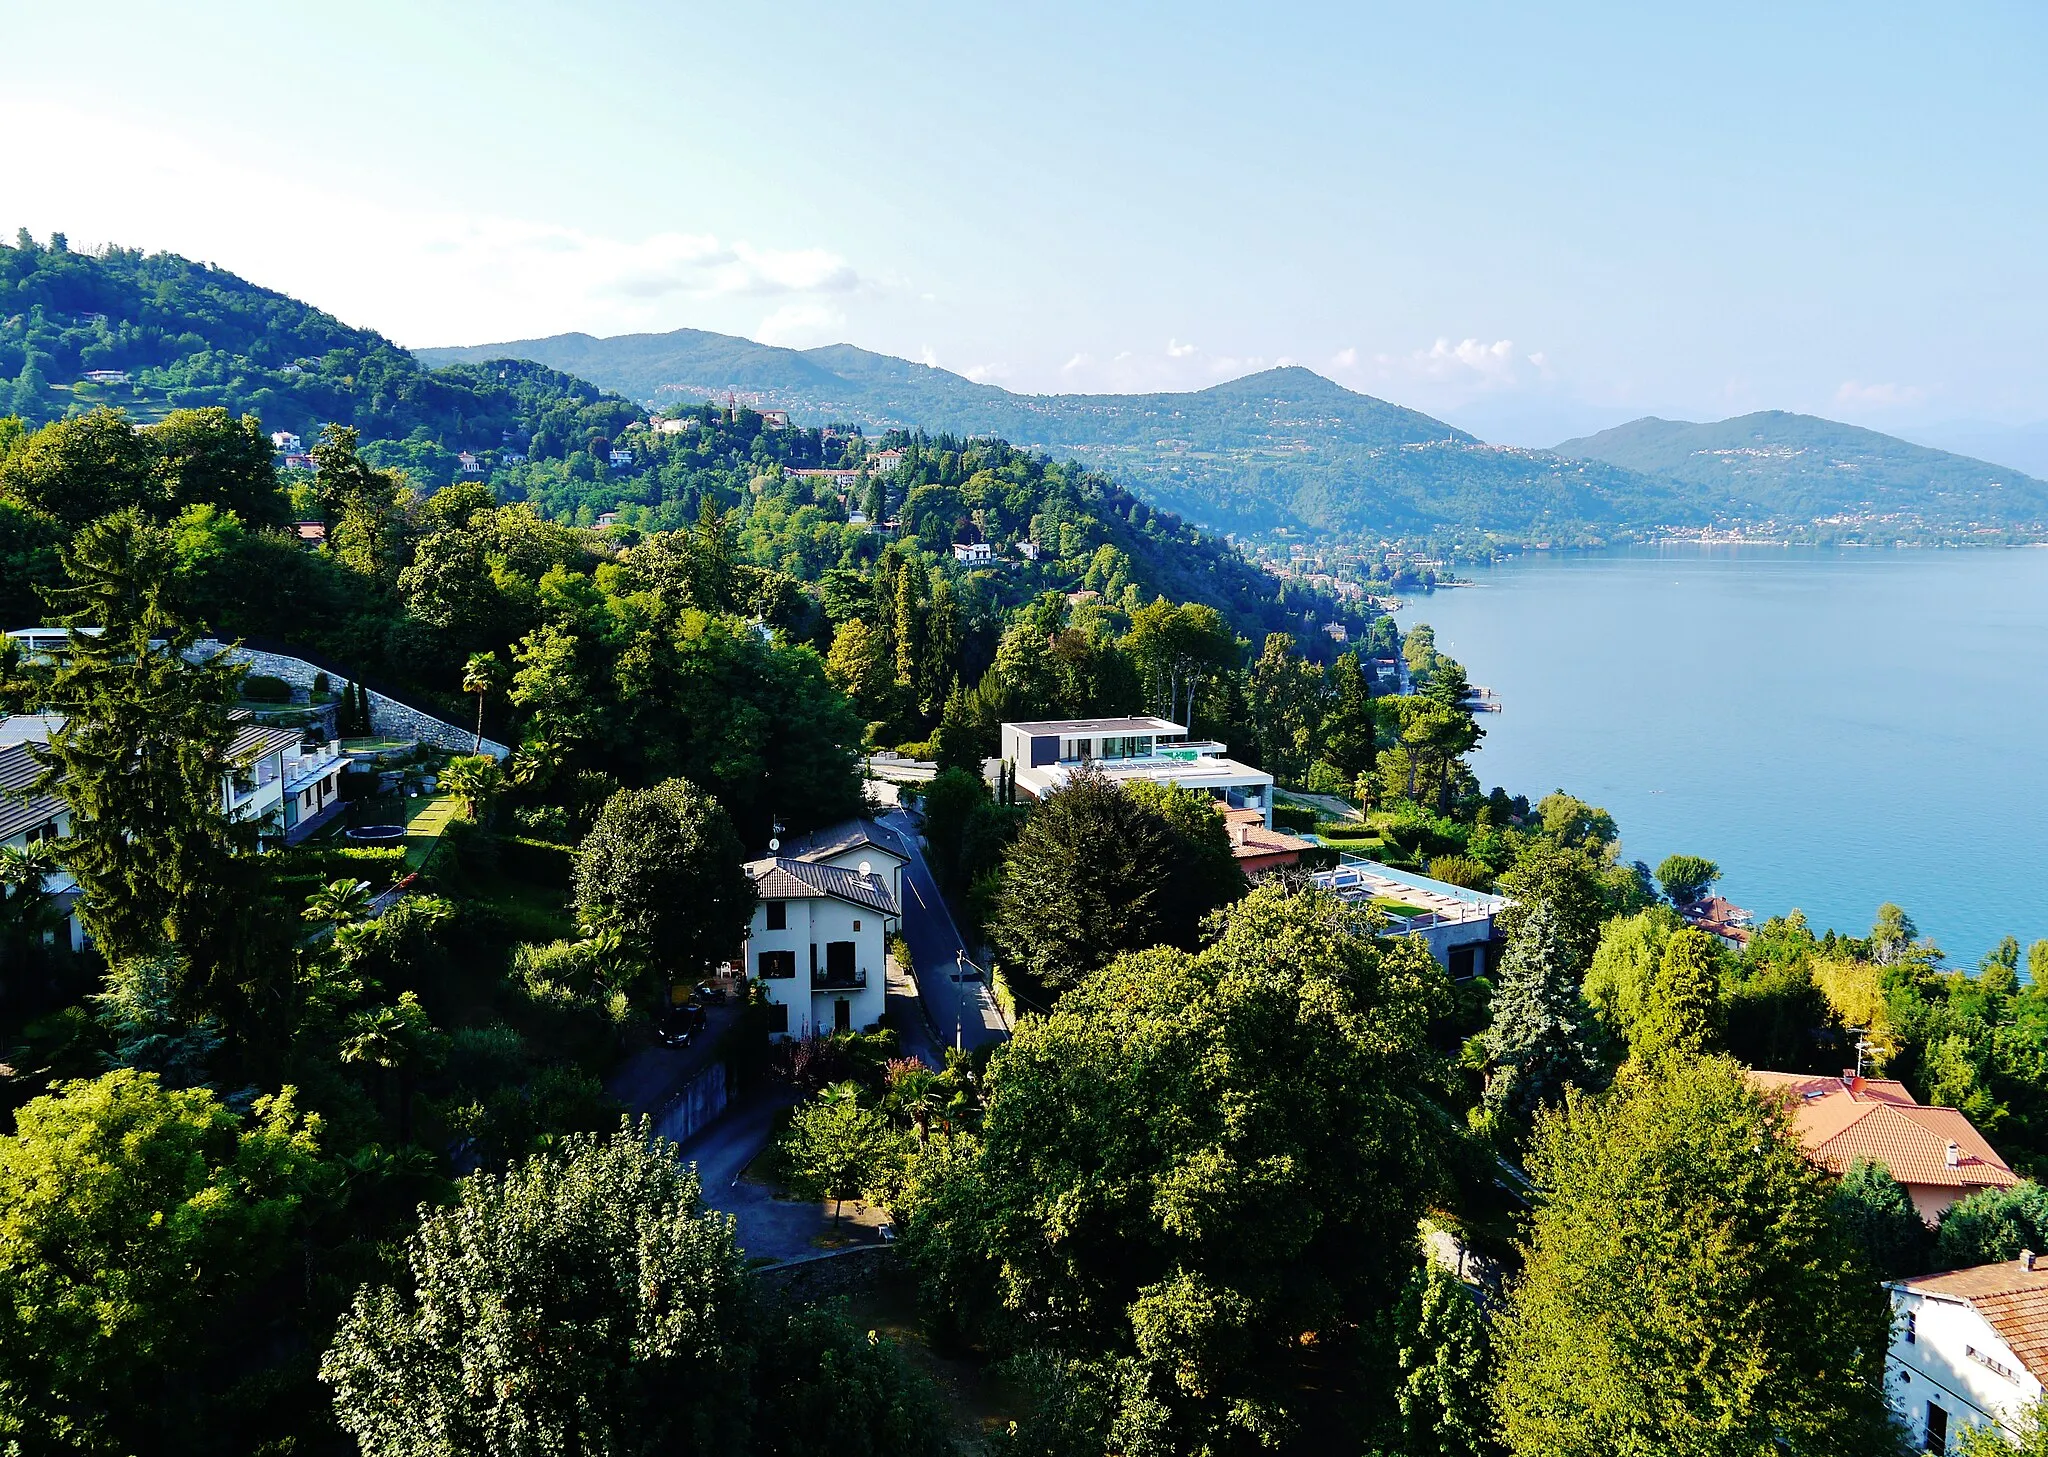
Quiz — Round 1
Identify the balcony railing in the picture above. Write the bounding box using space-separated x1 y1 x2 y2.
811 966 868 990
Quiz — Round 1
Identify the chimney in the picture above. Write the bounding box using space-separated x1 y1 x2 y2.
2023 1251 2038 1273
1946 1140 1962 1169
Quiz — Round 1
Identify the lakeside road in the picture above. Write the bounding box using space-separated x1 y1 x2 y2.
879 806 1009 1053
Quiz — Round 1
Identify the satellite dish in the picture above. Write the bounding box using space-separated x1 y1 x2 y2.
857 860 873 877
768 837 780 852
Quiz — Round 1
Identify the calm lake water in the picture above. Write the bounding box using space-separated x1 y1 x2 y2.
1392 545 2048 969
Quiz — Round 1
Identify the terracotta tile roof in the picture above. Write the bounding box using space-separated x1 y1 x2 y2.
745 857 897 915
1219 807 1314 862
1748 1070 2018 1191
1898 1260 2048 1384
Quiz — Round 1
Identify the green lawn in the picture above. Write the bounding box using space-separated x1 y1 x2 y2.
403 794 460 869
1369 897 1430 919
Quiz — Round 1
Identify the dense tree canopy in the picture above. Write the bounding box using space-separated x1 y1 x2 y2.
573 778 756 982
903 884 1455 1453
1495 1058 1900 1457
0 1071 321 1453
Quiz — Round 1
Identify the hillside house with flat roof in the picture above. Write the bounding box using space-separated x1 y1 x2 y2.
996 717 1276 826
1309 855 1508 976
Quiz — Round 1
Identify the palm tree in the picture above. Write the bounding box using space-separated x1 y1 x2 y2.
509 737 564 791
440 754 506 823
0 841 63 967
340 991 442 1145
302 877 373 927
462 652 499 753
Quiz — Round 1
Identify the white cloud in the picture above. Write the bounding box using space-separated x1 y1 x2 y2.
1166 338 1197 358
755 302 846 347
1062 353 1094 373
962 362 1009 383
0 98 867 346
1332 347 1358 369
1835 379 1930 409
1410 337 1520 382
918 344 940 368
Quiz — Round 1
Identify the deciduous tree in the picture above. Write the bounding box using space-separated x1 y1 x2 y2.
0 1071 320 1452
322 1123 754 1456
573 777 755 989
905 884 1453 1452
1495 1058 1900 1457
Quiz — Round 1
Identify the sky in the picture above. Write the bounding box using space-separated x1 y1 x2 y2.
6 1 2046 452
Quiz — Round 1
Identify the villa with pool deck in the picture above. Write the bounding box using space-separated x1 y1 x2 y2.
1310 856 1509 977
995 716 1276 826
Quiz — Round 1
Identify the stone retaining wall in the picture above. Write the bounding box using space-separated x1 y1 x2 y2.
192 640 509 758
651 1061 731 1148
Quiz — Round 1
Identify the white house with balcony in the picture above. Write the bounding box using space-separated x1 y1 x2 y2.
0 713 349 954
996 716 1276 827
1887 1255 2048 1453
743 856 896 1039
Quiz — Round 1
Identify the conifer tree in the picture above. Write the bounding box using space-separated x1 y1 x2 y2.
1322 648 1378 780
1628 927 1726 1069
1482 900 1607 1124
33 511 258 975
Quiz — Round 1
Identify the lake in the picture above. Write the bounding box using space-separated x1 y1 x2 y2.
1391 545 2048 969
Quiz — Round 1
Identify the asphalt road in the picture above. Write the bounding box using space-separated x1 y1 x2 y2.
675 1085 889 1261
879 806 1009 1052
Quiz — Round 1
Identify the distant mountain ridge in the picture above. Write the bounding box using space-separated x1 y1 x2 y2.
1552 412 2048 528
420 329 1697 540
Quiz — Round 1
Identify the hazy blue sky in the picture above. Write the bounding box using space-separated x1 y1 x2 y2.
8 1 2045 447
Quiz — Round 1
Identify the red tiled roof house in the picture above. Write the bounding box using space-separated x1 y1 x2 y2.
1750 1070 2019 1224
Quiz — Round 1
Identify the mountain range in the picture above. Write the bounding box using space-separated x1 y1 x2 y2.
422 327 2048 541
5 235 2041 546
1553 412 2048 529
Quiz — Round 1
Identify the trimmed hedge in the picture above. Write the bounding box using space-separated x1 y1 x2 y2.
242 674 293 703
1273 803 1318 834
499 835 574 887
276 845 407 888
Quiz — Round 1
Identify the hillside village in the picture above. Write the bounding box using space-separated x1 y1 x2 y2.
6 232 2048 1456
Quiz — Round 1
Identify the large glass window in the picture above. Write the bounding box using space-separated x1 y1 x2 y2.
758 949 796 979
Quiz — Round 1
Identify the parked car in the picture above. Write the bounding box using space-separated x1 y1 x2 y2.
655 1001 708 1047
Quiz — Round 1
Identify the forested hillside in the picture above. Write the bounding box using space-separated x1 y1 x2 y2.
426 327 1699 541
1554 410 2048 529
0 234 638 485
0 235 1363 644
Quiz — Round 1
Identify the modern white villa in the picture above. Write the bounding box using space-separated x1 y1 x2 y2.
995 716 1277 827
742 822 901 1039
1887 1255 2048 1452
1310 857 1508 977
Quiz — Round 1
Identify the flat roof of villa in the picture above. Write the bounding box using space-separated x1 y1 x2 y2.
1004 716 1185 735
1314 855 1508 927
1023 754 1272 786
